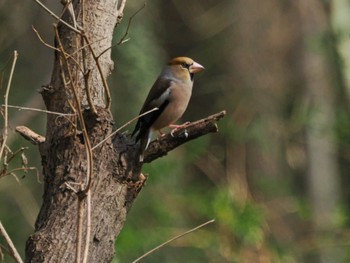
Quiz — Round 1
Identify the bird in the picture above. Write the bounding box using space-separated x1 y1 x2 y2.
132 56 204 162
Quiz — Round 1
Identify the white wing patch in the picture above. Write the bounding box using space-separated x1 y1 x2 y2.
151 82 172 107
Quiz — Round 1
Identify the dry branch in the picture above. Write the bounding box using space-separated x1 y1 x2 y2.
0 221 23 263
33 0 81 34
132 219 215 263
0 51 18 160
15 126 45 145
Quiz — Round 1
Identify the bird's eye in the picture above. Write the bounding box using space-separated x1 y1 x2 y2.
181 62 188 68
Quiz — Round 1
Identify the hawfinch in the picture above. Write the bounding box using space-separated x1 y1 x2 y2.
132 57 204 162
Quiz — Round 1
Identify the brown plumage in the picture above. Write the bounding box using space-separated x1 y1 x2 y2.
132 57 204 162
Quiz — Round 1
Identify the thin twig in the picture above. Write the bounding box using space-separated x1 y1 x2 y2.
76 198 84 263
96 1 146 60
1 167 38 179
32 26 60 52
57 54 78 116
0 221 23 263
33 0 81 34
117 2 146 45
2 147 28 167
55 26 94 263
82 189 91 263
82 34 111 109
117 0 127 18
80 0 96 115
0 51 18 160
65 0 78 29
92 107 158 150
55 26 94 193
3 104 76 116
132 219 215 263
83 70 97 114
32 25 106 74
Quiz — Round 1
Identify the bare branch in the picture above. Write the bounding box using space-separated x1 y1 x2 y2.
33 0 81 34
0 221 23 263
76 197 84 263
83 70 97 114
144 111 226 163
82 190 91 263
117 2 146 45
82 34 111 109
132 219 215 263
55 26 95 262
3 104 76 116
54 25 94 193
15 126 45 145
32 25 107 75
97 1 146 59
117 0 127 19
0 51 18 160
32 26 60 52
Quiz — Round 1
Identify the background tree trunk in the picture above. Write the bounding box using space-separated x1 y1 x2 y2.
299 1 343 262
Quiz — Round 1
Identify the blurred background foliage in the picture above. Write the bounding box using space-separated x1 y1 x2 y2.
1 0 350 262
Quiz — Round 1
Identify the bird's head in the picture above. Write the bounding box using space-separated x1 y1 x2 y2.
167 57 204 81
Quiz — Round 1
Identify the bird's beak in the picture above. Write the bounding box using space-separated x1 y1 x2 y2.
190 61 205 74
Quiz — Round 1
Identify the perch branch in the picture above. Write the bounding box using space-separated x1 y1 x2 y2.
144 110 226 163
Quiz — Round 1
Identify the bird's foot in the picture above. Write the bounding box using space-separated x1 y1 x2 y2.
170 122 190 137
168 122 190 129
158 130 165 137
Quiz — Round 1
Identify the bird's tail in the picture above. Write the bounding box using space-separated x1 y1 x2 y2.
138 129 151 162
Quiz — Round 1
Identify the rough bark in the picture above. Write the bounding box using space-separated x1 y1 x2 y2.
24 1 225 262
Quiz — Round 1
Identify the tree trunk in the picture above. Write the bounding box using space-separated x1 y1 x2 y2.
25 1 138 262
24 1 224 262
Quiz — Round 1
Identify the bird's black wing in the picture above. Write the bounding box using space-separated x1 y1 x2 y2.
132 78 172 142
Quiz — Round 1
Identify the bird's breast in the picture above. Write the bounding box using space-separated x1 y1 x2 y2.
151 81 193 130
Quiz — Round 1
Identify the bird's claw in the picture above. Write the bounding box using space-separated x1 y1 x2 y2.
171 128 188 138
183 129 189 138
169 122 190 137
